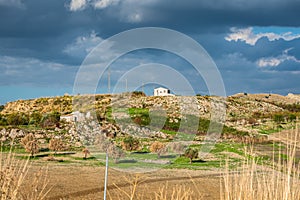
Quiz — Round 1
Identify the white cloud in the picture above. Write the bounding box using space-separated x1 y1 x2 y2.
257 57 282 67
126 12 143 23
0 56 67 74
63 31 103 57
0 55 74 87
69 0 87 11
257 48 300 67
67 0 155 23
225 27 300 45
68 0 119 11
0 0 24 8
93 0 119 9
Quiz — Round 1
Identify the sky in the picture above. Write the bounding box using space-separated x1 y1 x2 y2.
1 0 300 104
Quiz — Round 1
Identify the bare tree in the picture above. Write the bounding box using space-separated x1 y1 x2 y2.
94 133 125 163
108 145 124 164
94 134 111 153
168 142 187 156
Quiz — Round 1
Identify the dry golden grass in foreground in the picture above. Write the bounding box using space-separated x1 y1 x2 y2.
106 174 204 200
221 125 300 200
153 182 204 200
105 173 205 200
0 146 50 200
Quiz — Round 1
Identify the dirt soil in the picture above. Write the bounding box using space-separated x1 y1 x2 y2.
24 163 222 200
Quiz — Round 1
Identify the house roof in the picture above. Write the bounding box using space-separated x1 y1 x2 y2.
154 87 168 90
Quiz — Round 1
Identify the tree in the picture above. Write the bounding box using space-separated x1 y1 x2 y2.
94 134 124 163
121 136 140 151
184 148 198 164
49 138 65 155
82 148 90 159
168 142 187 156
108 145 125 163
21 133 39 157
94 134 111 152
150 141 166 158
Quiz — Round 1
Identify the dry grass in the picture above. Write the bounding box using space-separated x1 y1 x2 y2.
108 174 204 200
0 145 50 199
153 182 203 200
221 124 300 200
108 173 204 200
107 174 148 200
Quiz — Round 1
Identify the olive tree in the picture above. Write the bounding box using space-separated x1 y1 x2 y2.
184 147 198 164
150 141 166 158
49 138 65 155
21 133 39 157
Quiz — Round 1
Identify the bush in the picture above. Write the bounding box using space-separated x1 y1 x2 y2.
29 112 43 125
6 113 29 126
40 111 60 128
0 114 7 126
289 113 297 122
273 114 284 124
131 91 146 97
121 136 140 151
0 105 4 112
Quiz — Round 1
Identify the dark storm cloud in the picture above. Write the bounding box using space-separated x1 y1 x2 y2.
1 0 300 102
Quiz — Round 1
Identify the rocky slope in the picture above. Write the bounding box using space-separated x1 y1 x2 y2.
2 93 299 120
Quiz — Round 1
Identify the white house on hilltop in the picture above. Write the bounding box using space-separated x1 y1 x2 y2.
153 87 175 96
60 111 87 122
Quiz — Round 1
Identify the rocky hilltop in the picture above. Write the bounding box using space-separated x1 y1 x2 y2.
1 92 300 120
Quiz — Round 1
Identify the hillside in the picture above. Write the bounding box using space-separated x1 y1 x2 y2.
1 92 299 121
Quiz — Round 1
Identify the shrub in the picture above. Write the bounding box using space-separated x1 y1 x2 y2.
0 105 4 112
6 113 29 126
40 111 60 128
131 91 146 97
29 112 43 125
121 136 140 151
289 113 297 122
273 114 284 124
0 114 7 126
